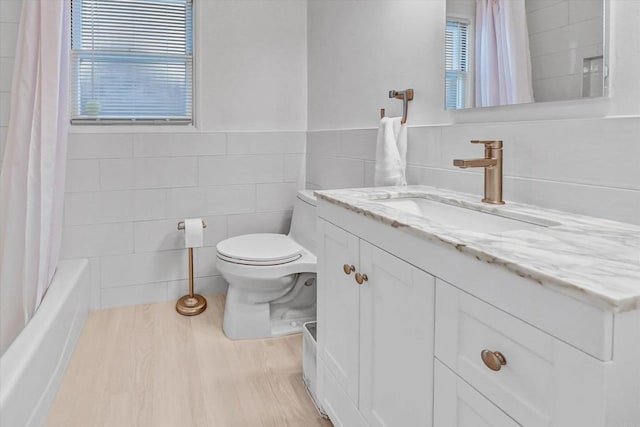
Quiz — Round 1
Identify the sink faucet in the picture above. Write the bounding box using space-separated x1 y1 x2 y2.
453 140 504 205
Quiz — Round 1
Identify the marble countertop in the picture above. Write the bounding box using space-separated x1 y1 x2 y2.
315 185 640 313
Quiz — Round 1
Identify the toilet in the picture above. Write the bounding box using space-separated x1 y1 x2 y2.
217 190 317 340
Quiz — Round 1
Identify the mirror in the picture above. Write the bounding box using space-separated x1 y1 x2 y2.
445 0 606 110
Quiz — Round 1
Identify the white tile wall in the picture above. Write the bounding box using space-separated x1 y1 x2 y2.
284 153 306 185
67 133 133 159
88 258 101 309
0 0 21 170
64 189 167 225
62 131 305 309
306 117 640 225
196 246 221 278
65 160 100 193
306 154 365 190
527 1 569 35
198 155 284 185
227 211 292 237
0 23 18 58
526 0 604 102
100 157 199 190
100 250 189 288
0 58 12 92
164 184 255 218
61 223 134 259
226 132 306 154
133 133 227 157
101 282 169 309
256 182 301 212
569 0 603 24
167 276 228 301
0 91 10 126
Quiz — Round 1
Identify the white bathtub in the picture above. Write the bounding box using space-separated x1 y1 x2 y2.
0 259 90 427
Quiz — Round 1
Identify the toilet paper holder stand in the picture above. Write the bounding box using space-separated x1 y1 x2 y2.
176 220 208 316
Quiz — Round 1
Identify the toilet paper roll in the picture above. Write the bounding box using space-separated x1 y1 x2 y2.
184 218 204 248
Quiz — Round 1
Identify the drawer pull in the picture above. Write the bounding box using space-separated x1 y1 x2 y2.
355 273 368 285
343 264 355 275
481 350 507 371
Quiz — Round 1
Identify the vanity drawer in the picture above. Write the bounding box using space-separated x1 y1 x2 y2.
434 359 520 427
435 280 606 427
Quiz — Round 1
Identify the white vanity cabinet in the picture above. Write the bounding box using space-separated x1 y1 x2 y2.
316 195 640 427
317 219 435 427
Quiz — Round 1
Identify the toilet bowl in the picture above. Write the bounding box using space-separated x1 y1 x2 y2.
217 190 317 340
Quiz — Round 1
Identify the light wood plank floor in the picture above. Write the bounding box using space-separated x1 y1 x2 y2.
47 295 332 427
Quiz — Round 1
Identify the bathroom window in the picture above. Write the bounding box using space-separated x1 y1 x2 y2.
70 0 193 124
445 18 469 110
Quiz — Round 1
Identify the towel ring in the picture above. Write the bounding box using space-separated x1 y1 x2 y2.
380 89 414 125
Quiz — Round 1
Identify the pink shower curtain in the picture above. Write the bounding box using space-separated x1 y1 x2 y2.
0 0 70 354
475 0 534 107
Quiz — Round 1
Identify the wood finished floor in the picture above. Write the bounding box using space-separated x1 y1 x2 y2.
47 295 332 427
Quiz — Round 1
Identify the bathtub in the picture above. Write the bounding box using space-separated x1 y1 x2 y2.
0 259 90 427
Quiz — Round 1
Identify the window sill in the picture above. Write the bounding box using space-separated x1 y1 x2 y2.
68 123 200 134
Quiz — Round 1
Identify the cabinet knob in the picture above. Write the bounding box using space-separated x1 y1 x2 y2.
355 273 368 285
343 264 355 275
481 350 507 371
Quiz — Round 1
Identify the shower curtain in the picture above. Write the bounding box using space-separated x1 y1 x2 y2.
0 0 70 355
475 0 534 107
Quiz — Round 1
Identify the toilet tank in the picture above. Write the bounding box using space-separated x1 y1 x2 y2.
288 190 317 255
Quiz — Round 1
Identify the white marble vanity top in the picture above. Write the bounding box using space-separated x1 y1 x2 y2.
315 185 640 313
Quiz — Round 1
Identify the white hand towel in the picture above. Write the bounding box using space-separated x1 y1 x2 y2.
374 117 407 187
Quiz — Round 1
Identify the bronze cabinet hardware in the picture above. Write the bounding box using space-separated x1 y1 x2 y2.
355 273 368 285
343 264 355 275
481 350 507 371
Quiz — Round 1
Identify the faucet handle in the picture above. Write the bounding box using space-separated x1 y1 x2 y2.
471 140 502 149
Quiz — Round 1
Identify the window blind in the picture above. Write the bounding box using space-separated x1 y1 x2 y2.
70 0 193 124
445 19 469 110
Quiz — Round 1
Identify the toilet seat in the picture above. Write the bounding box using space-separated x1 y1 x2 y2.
216 233 303 266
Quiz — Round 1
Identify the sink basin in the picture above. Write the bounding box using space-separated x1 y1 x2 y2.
373 197 557 233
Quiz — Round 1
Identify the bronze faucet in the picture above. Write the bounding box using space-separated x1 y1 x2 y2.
453 140 504 205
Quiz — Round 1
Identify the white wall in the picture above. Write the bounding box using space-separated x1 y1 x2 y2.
62 0 308 309
0 0 21 172
306 0 640 225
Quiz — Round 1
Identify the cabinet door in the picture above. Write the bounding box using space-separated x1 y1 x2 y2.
434 360 520 427
317 220 361 406
435 280 605 426
359 241 435 427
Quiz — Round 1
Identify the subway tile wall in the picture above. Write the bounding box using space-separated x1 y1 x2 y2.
306 117 640 225
526 0 604 101
62 131 306 309
0 0 21 172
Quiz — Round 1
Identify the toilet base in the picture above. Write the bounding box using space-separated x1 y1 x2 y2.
222 275 316 340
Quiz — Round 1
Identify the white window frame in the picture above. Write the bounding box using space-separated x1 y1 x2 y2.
445 16 473 110
70 0 194 125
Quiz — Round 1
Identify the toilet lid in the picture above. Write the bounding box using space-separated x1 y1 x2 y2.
216 234 303 264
